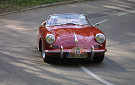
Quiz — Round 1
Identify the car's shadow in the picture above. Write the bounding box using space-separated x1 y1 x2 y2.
46 57 96 66
45 56 127 72
33 48 126 72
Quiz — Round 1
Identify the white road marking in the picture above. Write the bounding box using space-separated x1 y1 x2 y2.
93 19 109 26
80 65 114 85
117 10 135 16
117 11 130 16
98 19 109 24
130 10 135 13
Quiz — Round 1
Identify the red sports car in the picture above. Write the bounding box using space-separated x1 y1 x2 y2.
37 13 107 63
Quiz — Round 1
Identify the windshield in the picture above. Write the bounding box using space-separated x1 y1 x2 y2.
46 14 90 26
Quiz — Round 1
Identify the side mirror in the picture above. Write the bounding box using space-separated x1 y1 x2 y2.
93 23 99 27
41 21 47 26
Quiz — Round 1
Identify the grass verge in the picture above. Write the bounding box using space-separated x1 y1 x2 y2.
0 0 71 14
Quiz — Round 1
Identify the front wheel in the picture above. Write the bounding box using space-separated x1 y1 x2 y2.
93 54 104 63
41 43 49 62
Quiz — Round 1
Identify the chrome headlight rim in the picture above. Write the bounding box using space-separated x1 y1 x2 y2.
45 34 55 44
95 33 105 44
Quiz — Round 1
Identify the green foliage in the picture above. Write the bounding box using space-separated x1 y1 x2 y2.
0 0 70 13
0 0 70 5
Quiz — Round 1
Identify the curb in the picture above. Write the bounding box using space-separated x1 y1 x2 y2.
0 0 86 16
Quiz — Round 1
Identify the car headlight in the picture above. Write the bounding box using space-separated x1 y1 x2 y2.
45 34 55 44
95 33 105 44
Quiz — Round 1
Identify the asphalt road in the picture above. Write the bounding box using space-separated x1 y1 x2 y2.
0 0 135 85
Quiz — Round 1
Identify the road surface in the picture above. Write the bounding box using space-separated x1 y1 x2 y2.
0 0 135 85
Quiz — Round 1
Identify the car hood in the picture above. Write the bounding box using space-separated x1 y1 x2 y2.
46 25 102 49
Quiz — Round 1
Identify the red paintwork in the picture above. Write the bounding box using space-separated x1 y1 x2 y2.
37 24 106 57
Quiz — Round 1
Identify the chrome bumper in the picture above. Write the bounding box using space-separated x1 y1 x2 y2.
44 46 107 58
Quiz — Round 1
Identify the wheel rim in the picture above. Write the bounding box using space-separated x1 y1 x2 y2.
42 51 46 59
41 42 46 59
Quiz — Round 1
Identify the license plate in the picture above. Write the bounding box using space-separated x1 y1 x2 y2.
66 47 87 58
75 50 81 54
66 53 88 58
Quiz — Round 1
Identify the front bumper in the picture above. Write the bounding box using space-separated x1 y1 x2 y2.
44 46 107 59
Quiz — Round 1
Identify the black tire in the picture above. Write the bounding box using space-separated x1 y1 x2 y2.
93 54 104 63
39 39 42 52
